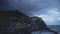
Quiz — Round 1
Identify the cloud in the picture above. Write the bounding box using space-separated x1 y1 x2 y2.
34 8 60 25
0 0 58 15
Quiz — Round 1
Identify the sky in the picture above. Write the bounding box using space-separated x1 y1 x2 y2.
0 0 60 25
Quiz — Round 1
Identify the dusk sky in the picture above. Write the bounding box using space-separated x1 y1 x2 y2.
0 0 60 25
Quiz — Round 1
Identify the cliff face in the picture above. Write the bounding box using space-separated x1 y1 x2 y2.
29 17 47 30
0 10 29 32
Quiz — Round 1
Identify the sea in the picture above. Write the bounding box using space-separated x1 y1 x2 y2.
47 25 60 34
32 25 60 34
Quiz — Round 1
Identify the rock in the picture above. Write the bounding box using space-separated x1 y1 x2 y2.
0 10 29 34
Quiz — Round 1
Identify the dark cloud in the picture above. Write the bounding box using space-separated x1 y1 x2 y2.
0 0 57 15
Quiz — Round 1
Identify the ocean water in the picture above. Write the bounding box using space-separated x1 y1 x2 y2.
47 25 60 34
31 25 60 34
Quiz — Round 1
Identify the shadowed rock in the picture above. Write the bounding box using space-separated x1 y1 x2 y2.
0 10 29 34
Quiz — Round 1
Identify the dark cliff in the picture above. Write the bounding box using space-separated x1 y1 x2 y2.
0 10 29 33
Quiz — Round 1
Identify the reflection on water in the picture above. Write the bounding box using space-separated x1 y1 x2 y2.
31 30 54 34
32 31 41 34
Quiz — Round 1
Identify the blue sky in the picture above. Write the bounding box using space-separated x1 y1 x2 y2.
0 0 60 25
